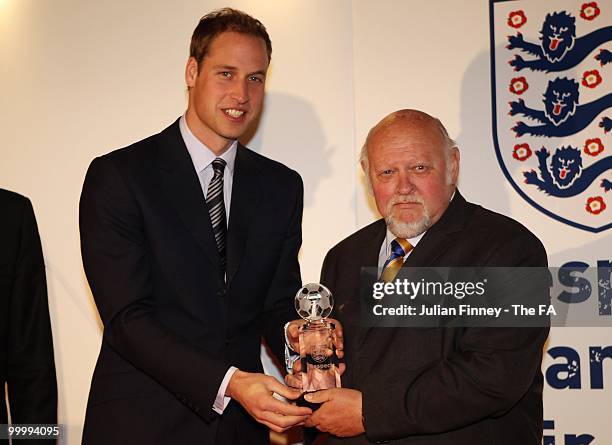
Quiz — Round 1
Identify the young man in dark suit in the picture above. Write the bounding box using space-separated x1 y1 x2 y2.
299 110 548 444
0 189 57 433
79 9 311 444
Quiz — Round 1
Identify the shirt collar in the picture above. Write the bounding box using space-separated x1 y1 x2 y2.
179 115 237 174
385 229 425 252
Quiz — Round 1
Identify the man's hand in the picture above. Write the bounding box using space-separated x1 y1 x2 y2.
284 360 302 389
226 370 312 433
304 388 364 437
285 359 346 389
286 318 344 358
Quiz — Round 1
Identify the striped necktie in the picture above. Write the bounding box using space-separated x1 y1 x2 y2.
206 158 227 272
380 238 413 283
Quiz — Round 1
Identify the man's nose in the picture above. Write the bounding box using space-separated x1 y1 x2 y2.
231 79 249 103
396 172 415 194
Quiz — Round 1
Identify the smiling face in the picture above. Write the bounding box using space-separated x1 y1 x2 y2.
365 115 459 238
185 31 269 154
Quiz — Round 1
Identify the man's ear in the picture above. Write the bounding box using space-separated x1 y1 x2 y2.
450 147 460 185
185 57 199 88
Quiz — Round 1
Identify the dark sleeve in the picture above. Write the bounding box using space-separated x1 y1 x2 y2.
362 233 549 441
7 197 57 424
319 249 337 290
261 171 304 364
80 157 228 421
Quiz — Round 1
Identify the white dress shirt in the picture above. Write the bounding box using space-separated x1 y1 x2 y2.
179 115 238 415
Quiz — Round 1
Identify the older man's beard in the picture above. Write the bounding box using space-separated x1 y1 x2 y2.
384 194 431 239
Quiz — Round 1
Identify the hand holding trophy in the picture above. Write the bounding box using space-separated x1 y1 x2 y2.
293 283 341 409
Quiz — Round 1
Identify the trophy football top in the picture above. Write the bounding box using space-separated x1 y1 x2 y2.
295 283 334 322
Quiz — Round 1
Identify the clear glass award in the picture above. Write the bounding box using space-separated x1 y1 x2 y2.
294 283 341 397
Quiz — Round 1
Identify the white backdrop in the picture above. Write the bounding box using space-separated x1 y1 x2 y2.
0 1 609 444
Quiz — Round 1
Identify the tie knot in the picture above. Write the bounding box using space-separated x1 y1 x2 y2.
211 158 226 175
390 238 412 257
380 237 414 282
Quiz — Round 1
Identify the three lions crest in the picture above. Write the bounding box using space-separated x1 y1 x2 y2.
491 0 611 232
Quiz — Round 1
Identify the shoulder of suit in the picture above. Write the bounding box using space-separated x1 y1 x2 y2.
238 144 302 184
326 219 385 258
84 128 169 187
0 188 32 212
0 189 35 233
465 200 544 249
238 144 297 175
95 132 159 165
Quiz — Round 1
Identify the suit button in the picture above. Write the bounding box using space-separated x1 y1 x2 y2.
217 288 226 297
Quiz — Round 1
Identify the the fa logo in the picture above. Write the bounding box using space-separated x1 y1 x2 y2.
309 345 327 364
491 0 611 232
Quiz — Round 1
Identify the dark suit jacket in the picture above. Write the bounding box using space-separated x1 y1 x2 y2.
79 119 303 445
320 192 548 445
0 189 57 434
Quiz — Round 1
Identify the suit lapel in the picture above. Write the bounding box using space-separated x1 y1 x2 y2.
350 221 386 350
359 192 470 348
157 119 221 273
226 146 260 287
403 191 469 267
350 220 386 280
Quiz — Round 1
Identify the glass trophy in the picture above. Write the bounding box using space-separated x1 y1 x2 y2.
294 283 341 407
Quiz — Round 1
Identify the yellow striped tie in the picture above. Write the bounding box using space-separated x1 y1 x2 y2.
380 238 413 283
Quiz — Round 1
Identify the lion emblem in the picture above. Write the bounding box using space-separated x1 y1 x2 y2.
508 11 612 72
524 146 611 197
510 77 611 137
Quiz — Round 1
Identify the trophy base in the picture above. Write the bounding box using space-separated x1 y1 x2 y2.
296 391 322 411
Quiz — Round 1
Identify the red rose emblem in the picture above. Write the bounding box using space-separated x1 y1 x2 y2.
513 143 532 161
586 196 606 215
508 10 527 28
583 138 604 156
509 77 529 95
580 2 600 21
582 70 603 88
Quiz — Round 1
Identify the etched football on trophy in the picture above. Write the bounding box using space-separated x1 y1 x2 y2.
294 283 334 322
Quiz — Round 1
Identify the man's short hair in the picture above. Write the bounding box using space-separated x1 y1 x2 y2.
190 8 272 68
360 109 457 171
